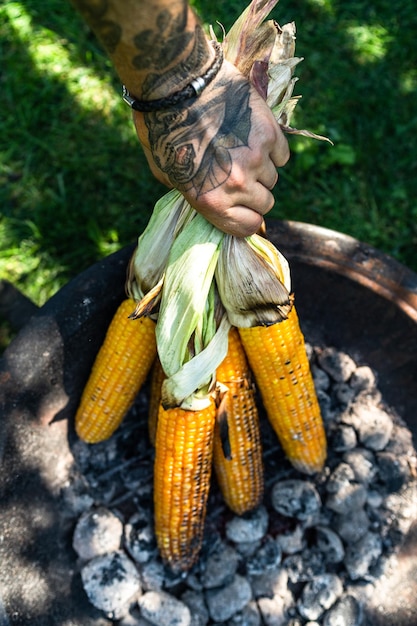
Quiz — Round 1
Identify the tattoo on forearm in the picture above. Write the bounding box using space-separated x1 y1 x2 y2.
145 77 252 197
70 0 121 53
141 25 208 99
73 0 108 19
132 4 189 71
73 0 197 75
98 20 122 52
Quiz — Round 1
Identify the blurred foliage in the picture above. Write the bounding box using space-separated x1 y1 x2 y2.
1 0 417 325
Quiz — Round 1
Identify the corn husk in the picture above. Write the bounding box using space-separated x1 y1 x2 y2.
220 0 281 76
154 213 230 409
218 0 332 143
161 290 231 410
126 189 194 316
215 234 292 327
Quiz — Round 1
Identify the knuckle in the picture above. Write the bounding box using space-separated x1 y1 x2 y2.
227 168 248 192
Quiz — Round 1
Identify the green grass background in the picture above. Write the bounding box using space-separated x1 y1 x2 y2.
1 0 417 348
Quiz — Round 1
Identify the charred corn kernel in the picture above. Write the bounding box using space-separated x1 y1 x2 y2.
213 328 264 515
75 299 157 443
148 357 166 446
154 398 216 571
238 306 327 474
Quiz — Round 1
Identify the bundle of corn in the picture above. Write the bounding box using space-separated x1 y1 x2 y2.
75 0 329 572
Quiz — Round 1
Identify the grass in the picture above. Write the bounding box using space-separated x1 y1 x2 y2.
1 0 417 346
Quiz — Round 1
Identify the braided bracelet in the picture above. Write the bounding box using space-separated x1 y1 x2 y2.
122 40 223 113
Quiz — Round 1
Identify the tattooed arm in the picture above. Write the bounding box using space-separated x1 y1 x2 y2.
70 0 290 236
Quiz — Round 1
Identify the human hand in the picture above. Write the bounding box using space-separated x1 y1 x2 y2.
133 59 290 237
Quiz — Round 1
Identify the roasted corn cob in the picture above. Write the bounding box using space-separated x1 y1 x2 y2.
153 398 216 571
238 306 327 474
213 328 264 514
75 298 157 443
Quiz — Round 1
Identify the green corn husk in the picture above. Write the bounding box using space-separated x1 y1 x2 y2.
155 213 230 410
126 189 195 316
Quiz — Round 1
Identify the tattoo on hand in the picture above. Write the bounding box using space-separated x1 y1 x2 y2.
73 1 253 200
145 77 252 197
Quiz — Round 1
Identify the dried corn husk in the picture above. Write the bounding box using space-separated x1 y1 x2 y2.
215 233 292 327
218 0 332 143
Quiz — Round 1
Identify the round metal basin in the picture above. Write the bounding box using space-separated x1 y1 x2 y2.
1 220 416 625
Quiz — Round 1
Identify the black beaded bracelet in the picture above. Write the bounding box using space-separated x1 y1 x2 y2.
122 40 223 113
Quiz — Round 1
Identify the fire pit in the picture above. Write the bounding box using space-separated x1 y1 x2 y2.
1 220 416 626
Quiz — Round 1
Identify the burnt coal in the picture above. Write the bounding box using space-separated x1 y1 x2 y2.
322 594 362 626
271 480 322 521
81 550 141 620
138 590 191 626
297 573 343 621
73 507 124 561
200 542 240 588
205 574 252 622
66 345 417 625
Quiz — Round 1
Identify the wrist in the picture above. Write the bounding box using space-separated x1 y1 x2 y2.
121 3 218 100
123 40 223 112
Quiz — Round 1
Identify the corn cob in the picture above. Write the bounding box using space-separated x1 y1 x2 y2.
75 298 157 443
153 398 216 571
238 306 327 474
148 357 166 446
213 327 264 515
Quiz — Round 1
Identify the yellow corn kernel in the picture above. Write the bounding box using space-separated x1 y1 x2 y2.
213 328 264 515
75 299 156 443
148 357 166 446
238 306 327 474
154 398 216 571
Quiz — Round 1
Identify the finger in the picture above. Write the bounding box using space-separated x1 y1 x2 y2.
195 185 275 237
258 168 279 191
208 206 266 237
242 182 276 216
270 126 290 168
